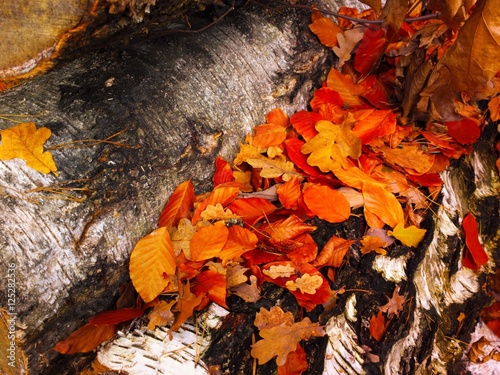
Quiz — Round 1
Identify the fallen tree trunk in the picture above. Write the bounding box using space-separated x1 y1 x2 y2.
0 5 333 374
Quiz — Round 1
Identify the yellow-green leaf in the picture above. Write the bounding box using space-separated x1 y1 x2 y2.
388 223 426 247
129 227 177 303
0 122 57 174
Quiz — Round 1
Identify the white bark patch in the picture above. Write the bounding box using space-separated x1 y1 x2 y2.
445 268 479 306
323 314 365 375
372 254 410 283
345 294 357 323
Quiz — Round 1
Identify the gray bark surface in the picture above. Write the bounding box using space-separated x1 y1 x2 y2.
0 6 331 373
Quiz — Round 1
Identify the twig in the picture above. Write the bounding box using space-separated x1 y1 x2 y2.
47 128 139 150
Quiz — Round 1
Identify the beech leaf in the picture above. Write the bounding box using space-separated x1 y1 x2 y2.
388 223 426 247
362 181 404 228
129 227 177 303
190 221 229 262
53 323 116 354
309 17 340 47
303 184 351 223
0 122 57 174
158 180 195 228
462 212 488 270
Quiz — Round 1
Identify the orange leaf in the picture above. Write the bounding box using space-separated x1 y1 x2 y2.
352 109 397 144
262 215 316 243
369 311 388 341
190 221 229 262
228 197 277 227
462 212 488 270
213 156 234 187
170 281 204 332
289 110 322 141
310 87 343 110
362 181 404 228
283 233 318 265
334 166 380 190
89 308 144 325
194 270 228 308
312 235 355 267
376 144 435 174
326 69 364 107
53 323 117 354
129 227 177 303
0 122 57 174
158 180 195 228
303 184 350 223
284 138 322 177
488 96 500 121
278 343 308 375
252 123 288 148
360 235 387 255
277 176 301 209
192 185 240 224
218 225 258 265
266 108 289 128
147 300 176 330
309 17 340 47
354 27 387 74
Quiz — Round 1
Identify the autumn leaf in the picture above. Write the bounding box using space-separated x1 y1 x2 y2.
360 235 387 255
309 16 340 47
218 225 258 265
277 176 301 209
303 184 350 223
352 109 397 144
200 203 240 222
213 156 234 186
192 185 240 224
284 138 322 177
310 87 343 110
379 286 405 319
147 300 176 330
228 197 277 227
289 110 322 141
278 344 309 375
381 0 409 32
262 262 297 279
234 134 266 165
285 273 324 294
170 281 204 332
53 323 117 354
251 306 325 366
301 120 361 173
266 108 290 128
0 122 57 174
194 270 227 308
388 223 426 247
462 212 488 270
369 311 389 341
444 117 481 145
261 215 316 243
252 123 288 148
374 144 434 174
190 221 229 262
354 27 387 74
326 69 365 107
311 235 355 267
246 154 299 181
362 181 404 228
333 28 365 68
89 308 144 325
158 180 195 228
488 96 500 121
129 227 177 303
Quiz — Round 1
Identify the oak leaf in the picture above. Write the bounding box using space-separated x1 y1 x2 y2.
192 185 240 224
262 263 297 279
129 227 177 303
147 300 175 330
170 281 204 332
360 235 387 255
169 218 197 257
246 154 299 181
388 223 426 247
251 315 325 366
333 28 365 68
158 180 195 228
233 134 266 165
285 273 324 294
200 203 240 222
254 306 295 330
0 122 57 174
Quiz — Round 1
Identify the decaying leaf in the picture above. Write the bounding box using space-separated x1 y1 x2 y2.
369 311 389 341
379 286 405 319
0 122 57 174
285 273 324 294
147 300 176 330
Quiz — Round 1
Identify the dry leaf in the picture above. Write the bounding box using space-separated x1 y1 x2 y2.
158 180 195 229
54 323 116 354
285 273 324 294
333 28 365 68
262 263 297 279
246 154 299 181
129 227 177 303
388 223 426 247
0 122 57 174
309 17 341 47
303 184 351 223
379 286 405 319
170 281 204 332
147 300 175 330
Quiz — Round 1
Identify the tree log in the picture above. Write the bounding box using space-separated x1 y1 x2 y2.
0 5 332 374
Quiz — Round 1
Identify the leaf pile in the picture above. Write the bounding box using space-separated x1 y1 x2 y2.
55 0 500 372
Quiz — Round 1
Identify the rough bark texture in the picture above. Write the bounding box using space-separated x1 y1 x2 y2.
0 5 332 374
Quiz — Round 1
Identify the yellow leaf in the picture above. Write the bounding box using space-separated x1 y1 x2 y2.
360 235 387 255
301 120 361 173
246 154 300 181
262 263 297 279
129 227 177 303
234 134 265 165
200 203 240 221
0 122 57 174
362 181 404 228
285 274 324 294
388 223 426 247
169 218 197 257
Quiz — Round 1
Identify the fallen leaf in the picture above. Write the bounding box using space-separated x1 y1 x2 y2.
326 68 365 107
254 306 295 330
381 0 409 32
352 109 397 144
170 217 197 257
277 176 301 209
289 111 322 141
444 117 481 145
310 87 343 110
0 309 27 374
262 263 297 279
360 235 387 255
229 274 261 303
53 323 116 354
379 286 405 319
374 144 434 174
192 185 240 224
194 270 227 308
246 154 299 181
462 212 488 270
129 227 177 303
362 181 404 228
228 197 277 227
309 16 341 47
89 308 144 325
213 157 234 186
369 311 389 341
303 184 351 223
158 180 196 228
200 203 240 222
311 235 355 267
278 343 309 375
252 123 288 148
218 225 258 265
488 96 500 121
190 221 229 262
284 138 322 177
0 122 57 174
333 28 365 68
285 273 324 294
170 281 204 332
354 27 387 74
147 300 176 330
388 223 426 247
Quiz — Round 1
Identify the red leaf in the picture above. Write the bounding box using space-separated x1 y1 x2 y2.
89 308 144 325
354 27 387 74
444 118 481 145
352 109 396 144
213 156 234 187
289 111 322 141
158 180 195 228
310 87 343 111
266 108 289 128
462 213 488 270
277 176 301 209
53 323 117 354
278 343 308 375
194 270 228 308
369 311 388 341
284 139 322 177
228 197 277 227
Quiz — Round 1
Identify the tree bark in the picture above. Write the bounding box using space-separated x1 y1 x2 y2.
0 4 332 374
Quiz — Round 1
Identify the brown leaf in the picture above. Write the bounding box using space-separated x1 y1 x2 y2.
379 286 405 319
53 323 117 354
147 300 175 330
381 0 409 32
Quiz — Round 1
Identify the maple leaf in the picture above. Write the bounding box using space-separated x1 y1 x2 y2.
285 273 324 294
333 28 365 68
251 316 325 366
190 221 229 262
129 227 177 303
303 184 351 223
0 122 57 174
147 300 176 330
379 286 405 319
301 120 361 173
53 323 116 354
388 223 426 247
158 180 196 229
